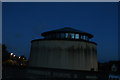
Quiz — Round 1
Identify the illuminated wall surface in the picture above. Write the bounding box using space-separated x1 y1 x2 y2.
29 27 98 71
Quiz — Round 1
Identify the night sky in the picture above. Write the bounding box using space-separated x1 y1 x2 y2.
3 2 118 62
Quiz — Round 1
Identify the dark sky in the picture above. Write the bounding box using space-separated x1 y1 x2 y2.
3 2 118 62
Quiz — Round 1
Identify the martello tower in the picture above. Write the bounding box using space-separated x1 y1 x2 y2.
29 27 98 71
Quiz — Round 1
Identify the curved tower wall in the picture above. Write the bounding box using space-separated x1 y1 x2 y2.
29 40 98 71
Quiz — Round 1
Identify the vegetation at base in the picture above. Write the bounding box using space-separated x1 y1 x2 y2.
2 44 28 67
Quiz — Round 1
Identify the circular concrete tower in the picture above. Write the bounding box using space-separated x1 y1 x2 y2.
29 27 98 71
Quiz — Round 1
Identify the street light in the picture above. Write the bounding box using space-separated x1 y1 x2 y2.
19 56 20 59
13 55 15 57
10 53 13 56
10 53 13 60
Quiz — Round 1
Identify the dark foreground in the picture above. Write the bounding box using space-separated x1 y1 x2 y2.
2 65 108 80
2 65 36 80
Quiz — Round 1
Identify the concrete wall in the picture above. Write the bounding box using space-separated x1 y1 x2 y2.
29 40 98 71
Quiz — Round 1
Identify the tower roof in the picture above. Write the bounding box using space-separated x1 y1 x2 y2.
41 27 93 38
